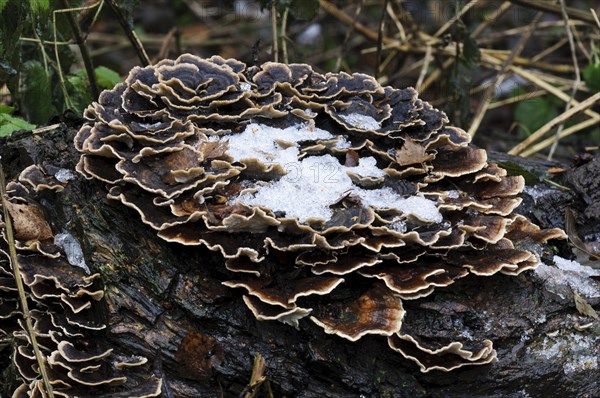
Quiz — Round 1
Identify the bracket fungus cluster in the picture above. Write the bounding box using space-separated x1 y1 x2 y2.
1 165 162 397
74 54 566 373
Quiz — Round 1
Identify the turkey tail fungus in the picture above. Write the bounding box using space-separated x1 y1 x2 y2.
71 54 568 375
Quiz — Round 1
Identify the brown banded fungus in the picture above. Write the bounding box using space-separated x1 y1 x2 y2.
1 172 162 397
75 54 566 373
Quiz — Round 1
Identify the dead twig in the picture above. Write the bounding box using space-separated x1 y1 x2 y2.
154 27 179 63
334 0 364 71
105 0 151 66
60 0 99 98
271 3 278 63
468 12 543 137
508 91 600 155
240 353 267 398
548 0 582 160
281 6 289 64
374 0 390 79
508 0 597 25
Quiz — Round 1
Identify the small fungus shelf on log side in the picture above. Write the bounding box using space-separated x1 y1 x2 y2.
74 54 567 373
0 168 162 397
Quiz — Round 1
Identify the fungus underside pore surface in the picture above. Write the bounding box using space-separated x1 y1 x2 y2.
2 54 569 396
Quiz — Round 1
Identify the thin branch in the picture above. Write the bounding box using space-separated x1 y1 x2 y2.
319 0 395 44
521 117 600 157
271 3 278 63
434 0 480 38
508 0 597 25
154 27 179 63
415 45 432 91
60 0 100 99
508 91 600 155
468 12 543 137
548 0 581 160
105 0 150 66
593 9 600 29
0 160 55 398
241 353 267 398
334 0 364 71
281 7 289 64
374 0 389 79
386 1 405 43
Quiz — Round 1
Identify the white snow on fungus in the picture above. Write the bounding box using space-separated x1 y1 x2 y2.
338 113 381 130
225 123 442 224
219 122 335 166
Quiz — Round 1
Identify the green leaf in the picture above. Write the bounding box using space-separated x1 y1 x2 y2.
66 72 93 115
0 113 36 136
28 0 49 15
496 161 542 185
583 63 600 93
0 104 14 114
514 96 558 136
0 0 8 14
95 66 121 89
289 0 319 19
20 60 55 124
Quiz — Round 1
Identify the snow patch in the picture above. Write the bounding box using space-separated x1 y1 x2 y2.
54 168 76 183
223 123 442 224
553 255 600 277
445 190 460 199
236 154 441 223
339 113 381 130
334 137 351 149
531 332 599 375
240 82 252 92
217 122 335 165
54 232 89 274
534 258 600 300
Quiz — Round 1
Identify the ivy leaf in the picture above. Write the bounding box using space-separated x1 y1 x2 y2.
514 96 558 136
0 113 36 136
20 60 55 124
95 66 121 89
583 63 600 93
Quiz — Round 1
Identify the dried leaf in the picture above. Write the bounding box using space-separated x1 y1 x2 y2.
574 291 599 320
5 201 53 241
345 150 359 167
394 137 433 166
201 140 229 160
566 208 600 260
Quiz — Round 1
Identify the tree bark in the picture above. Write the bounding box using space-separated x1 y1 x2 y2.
1 125 598 398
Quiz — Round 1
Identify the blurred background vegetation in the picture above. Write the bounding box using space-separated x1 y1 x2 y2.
1 0 600 161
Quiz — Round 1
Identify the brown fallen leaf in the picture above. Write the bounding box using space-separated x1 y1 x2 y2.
394 136 434 166
574 291 599 320
5 201 53 241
